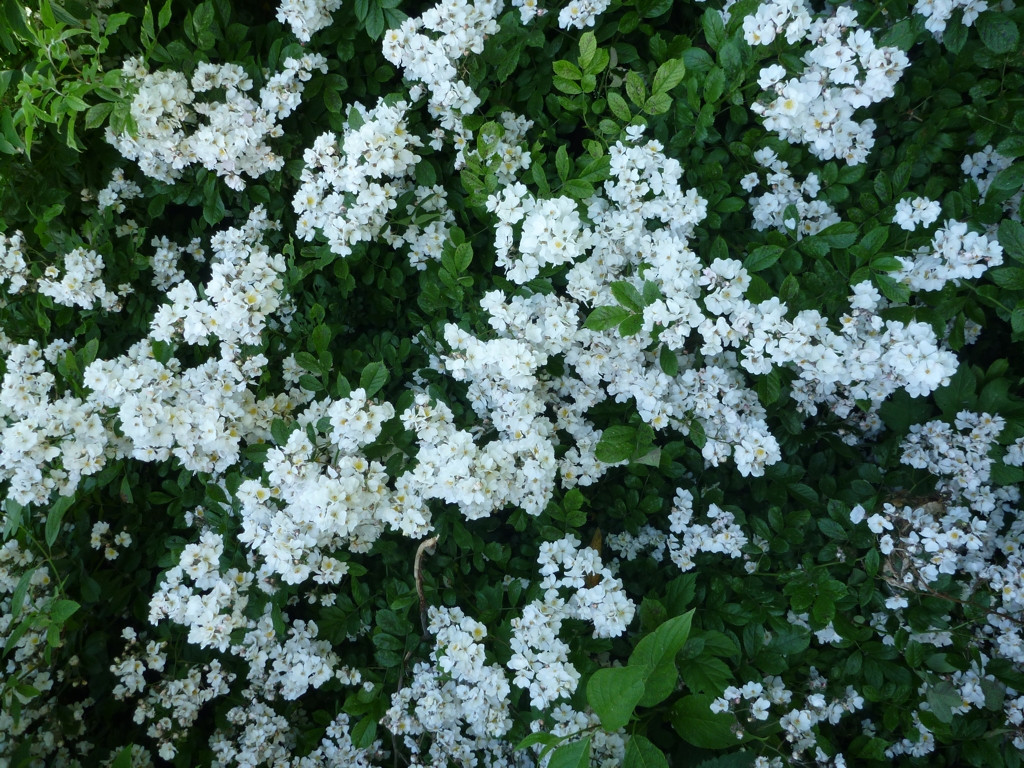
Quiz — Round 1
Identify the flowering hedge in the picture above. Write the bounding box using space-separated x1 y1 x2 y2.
1 0 1024 765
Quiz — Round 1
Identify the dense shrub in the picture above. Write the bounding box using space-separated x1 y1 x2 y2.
0 0 1023 766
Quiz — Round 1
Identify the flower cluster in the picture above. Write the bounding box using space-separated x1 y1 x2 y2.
382 0 501 131
276 0 342 41
110 55 327 189
962 144 1022 221
915 0 989 35
746 147 840 237
147 234 205 291
235 389 395 584
152 206 287 346
97 167 143 212
487 187 593 284
211 705 383 767
750 5 908 164
37 247 121 311
665 488 749 571
0 229 28 294
893 196 942 231
383 605 514 767
894 219 1004 292
292 100 424 258
0 340 117 506
508 534 635 708
90 520 132 560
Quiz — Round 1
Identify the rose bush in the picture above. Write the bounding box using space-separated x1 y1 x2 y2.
0 0 1023 765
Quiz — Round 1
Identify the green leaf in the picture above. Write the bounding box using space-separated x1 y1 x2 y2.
158 0 172 28
584 306 632 330
607 91 632 122
875 273 910 304
84 102 114 130
548 737 590 768
757 369 781 406
992 163 1024 194
861 226 889 256
618 313 644 337
644 93 672 115
351 717 377 749
46 496 74 547
1000 219 1024 262
611 281 645 311
360 361 388 398
660 345 679 377
943 16 968 52
820 222 858 248
623 735 668 768
579 31 597 69
678 655 733 695
626 71 646 107
111 745 134 768
50 598 80 623
817 518 848 541
990 267 1024 290
652 59 686 95
515 733 561 752
562 179 594 199
553 60 582 80
556 145 571 183
10 568 34 622
744 245 783 272
702 9 725 50
4 0 35 39
629 610 694 706
977 11 1019 54
312 324 332 358
553 76 583 95
703 67 726 104
878 18 916 50
324 87 344 114
671 694 743 749
926 681 962 723
453 243 472 272
595 425 637 463
933 364 976 415
587 665 647 731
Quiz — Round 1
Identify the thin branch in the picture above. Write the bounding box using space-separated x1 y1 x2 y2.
415 535 439 638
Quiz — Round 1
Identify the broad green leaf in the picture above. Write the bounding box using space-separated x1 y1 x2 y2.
671 694 744 749
111 746 134 768
623 735 668 768
587 665 647 731
46 496 74 547
584 305 631 330
611 281 645 311
607 91 632 122
594 425 637 463
50 598 80 624
548 737 590 768
10 568 34 621
652 59 686 95
999 219 1024 261
579 31 597 69
629 609 694 706
626 71 646 107
360 361 389 398
977 11 1019 54
744 245 783 272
